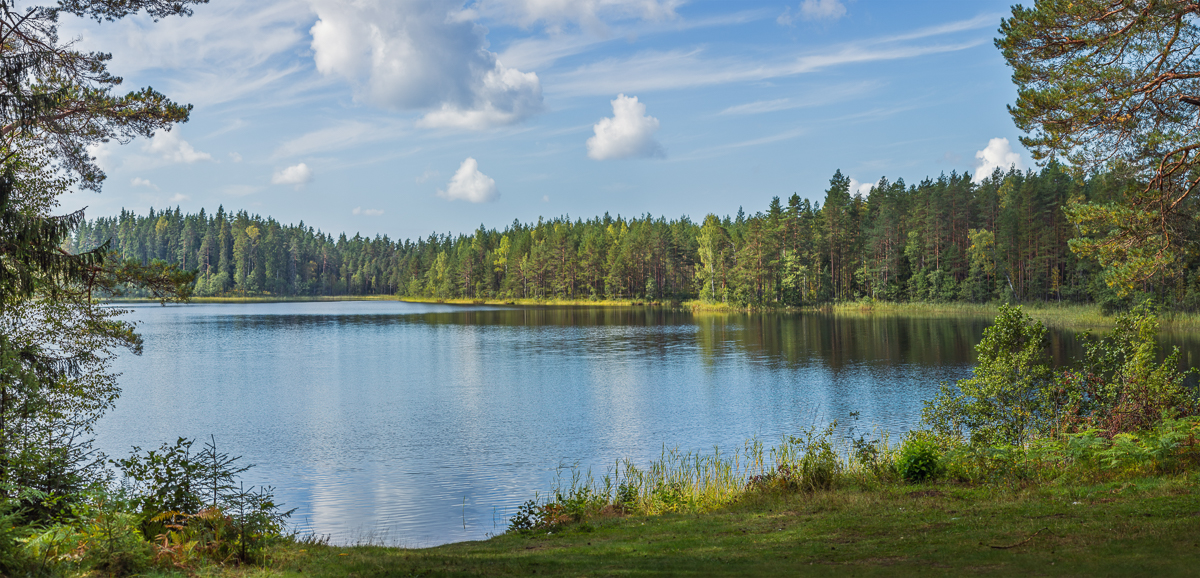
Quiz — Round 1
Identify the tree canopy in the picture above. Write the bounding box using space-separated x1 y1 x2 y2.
0 0 199 497
999 0 1200 289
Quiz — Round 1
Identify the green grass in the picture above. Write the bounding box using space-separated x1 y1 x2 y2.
817 301 1200 332
169 476 1200 577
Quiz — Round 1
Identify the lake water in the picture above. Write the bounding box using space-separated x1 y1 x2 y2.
94 301 1199 546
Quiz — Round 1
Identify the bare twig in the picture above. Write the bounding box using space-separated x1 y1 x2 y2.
990 527 1050 550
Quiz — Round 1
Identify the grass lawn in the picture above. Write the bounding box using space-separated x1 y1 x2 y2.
181 476 1200 577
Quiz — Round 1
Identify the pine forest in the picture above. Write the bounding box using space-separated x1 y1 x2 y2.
69 165 1194 310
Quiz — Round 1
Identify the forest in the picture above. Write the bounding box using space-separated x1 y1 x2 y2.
72 163 1191 310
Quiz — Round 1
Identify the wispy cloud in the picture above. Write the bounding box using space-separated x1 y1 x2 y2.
499 8 772 72
272 120 408 159
719 80 882 115
546 14 996 98
60 1 315 108
672 126 807 162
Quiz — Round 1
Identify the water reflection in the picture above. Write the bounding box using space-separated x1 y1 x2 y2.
95 302 1199 547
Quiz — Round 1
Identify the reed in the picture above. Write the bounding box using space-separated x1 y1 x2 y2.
539 426 901 523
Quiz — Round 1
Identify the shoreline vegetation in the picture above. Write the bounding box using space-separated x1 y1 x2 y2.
113 295 1200 332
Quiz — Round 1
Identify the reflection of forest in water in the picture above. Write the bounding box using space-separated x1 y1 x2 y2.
197 305 1200 374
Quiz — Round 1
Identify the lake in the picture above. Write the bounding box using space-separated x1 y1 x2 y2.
94 301 1197 546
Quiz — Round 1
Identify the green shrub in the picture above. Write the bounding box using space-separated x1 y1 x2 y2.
850 432 898 483
922 305 1196 447
897 437 942 482
786 423 842 492
922 304 1054 446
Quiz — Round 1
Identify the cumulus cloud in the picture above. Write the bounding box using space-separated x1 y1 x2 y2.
272 163 313 188
973 137 1023 183
353 207 385 216
799 0 847 21
144 130 213 163
309 0 543 129
169 193 190 203
131 177 159 191
437 157 499 203
228 152 243 163
848 177 875 197
586 94 664 160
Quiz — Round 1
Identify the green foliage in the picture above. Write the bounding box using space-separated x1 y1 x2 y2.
112 435 290 563
923 305 1055 445
787 423 842 492
924 304 1198 449
896 436 942 482
505 500 543 533
1061 306 1198 435
999 1 1200 290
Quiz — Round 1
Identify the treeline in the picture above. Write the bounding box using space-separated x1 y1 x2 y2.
68 165 1200 309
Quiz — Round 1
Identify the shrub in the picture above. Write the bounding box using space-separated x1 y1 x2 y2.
850 432 899 483
1063 307 1198 436
897 437 942 482
922 304 1054 446
785 423 842 492
922 305 1197 447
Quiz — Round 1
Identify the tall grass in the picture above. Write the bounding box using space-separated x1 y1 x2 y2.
522 426 900 530
521 415 1200 536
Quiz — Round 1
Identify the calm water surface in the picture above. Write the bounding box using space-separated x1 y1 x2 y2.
94 301 1200 546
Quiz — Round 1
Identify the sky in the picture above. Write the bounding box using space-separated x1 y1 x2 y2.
56 0 1030 241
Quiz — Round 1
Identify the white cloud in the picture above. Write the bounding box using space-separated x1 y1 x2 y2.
59 2 311 108
777 7 795 26
415 168 440 183
848 177 875 197
87 142 118 172
587 94 664 160
541 195 550 202
477 0 681 32
272 163 313 188
144 130 213 163
169 193 190 203
309 0 543 129
353 207 385 216
229 152 243 163
131 177 159 191
799 0 847 21
437 157 499 203
973 137 1023 183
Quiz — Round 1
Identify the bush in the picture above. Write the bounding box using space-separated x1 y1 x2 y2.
922 305 1054 446
922 305 1196 447
1063 307 1198 435
897 437 942 482
785 423 842 492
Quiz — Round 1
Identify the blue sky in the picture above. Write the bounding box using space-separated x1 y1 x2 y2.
58 0 1028 240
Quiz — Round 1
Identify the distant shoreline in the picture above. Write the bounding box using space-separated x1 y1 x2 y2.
107 296 1200 332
